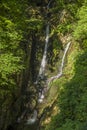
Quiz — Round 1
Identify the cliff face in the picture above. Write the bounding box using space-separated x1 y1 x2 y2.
0 0 87 130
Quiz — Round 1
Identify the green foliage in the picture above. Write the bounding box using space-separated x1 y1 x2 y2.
44 1 87 129
25 18 43 30
0 0 87 129
73 5 87 40
55 120 87 130
0 16 23 86
0 0 45 128
82 39 87 50
45 43 87 130
0 1 28 128
66 4 78 17
55 23 72 34
55 0 65 9
0 53 23 85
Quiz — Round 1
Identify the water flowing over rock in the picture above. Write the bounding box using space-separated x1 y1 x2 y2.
48 42 71 84
16 0 71 126
26 110 37 125
17 2 51 125
39 24 49 77
17 41 71 126
24 24 50 125
37 24 49 103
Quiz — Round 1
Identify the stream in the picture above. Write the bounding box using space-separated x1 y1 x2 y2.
16 30 71 130
16 0 71 129
47 41 71 84
25 22 50 125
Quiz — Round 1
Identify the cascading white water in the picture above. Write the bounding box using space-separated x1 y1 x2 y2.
38 24 49 103
17 2 51 125
17 1 71 126
39 24 49 76
26 110 37 125
60 42 71 73
17 42 71 125
48 42 71 83
25 24 50 124
26 41 71 124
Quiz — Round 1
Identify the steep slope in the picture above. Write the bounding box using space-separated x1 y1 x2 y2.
43 42 87 130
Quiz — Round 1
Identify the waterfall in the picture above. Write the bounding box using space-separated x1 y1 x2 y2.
17 2 51 125
37 24 49 103
17 42 71 125
26 110 37 125
60 42 71 74
26 27 49 122
17 0 70 125
38 24 49 77
48 42 71 83
25 20 50 126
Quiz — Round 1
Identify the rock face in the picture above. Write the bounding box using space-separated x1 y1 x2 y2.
0 0 74 130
